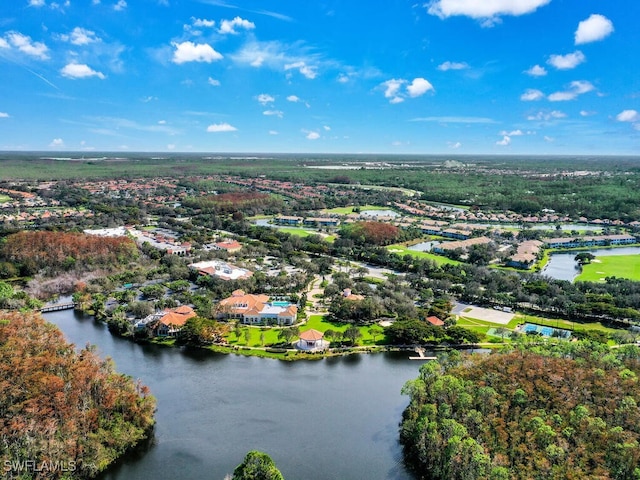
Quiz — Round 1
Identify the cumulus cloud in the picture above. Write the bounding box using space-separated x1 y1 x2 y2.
286 95 300 102
448 141 462 149
521 89 544 101
60 62 106 79
0 112 9 118
269 130 279 135
192 18 215 28
219 16 255 34
496 136 511 146
284 61 317 79
61 27 100 45
172 41 222 64
575 14 614 45
323 125 331 131
381 79 405 103
407 77 434 97
306 131 320 140
5 31 49 59
580 110 596 117
437 61 469 71
114 0 126 11
525 65 547 77
548 80 595 101
426 0 551 24
49 138 64 147
337 73 350 83
206 122 237 132
548 51 585 70
257 93 275 105
616 110 639 123
207 77 221 86
263 110 283 118
500 129 524 136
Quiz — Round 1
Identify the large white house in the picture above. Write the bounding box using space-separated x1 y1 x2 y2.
218 290 298 325
189 260 253 281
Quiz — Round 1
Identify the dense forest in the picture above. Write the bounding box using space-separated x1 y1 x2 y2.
400 343 640 479
1 231 138 276
0 311 156 479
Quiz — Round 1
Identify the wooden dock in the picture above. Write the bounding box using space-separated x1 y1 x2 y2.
40 302 76 313
409 348 437 361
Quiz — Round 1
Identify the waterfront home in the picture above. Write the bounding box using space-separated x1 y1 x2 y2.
275 215 303 225
432 236 492 254
296 329 329 351
507 239 544 269
543 234 636 249
218 290 298 325
189 260 253 281
135 305 196 337
303 217 340 228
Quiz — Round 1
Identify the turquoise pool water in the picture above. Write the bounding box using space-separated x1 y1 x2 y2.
271 301 291 307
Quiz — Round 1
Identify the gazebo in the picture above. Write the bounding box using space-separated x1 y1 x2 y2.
296 329 329 351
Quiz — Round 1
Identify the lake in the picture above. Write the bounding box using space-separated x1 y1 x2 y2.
44 310 422 480
541 246 640 282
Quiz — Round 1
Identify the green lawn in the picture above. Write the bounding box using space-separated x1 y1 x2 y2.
321 205 391 215
0 194 11 203
275 226 335 243
224 314 388 347
575 255 640 282
386 243 461 265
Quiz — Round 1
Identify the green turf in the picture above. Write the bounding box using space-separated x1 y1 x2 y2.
0 194 11 203
575 255 640 282
386 244 461 265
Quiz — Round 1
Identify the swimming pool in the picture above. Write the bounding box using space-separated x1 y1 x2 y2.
271 301 291 307
523 323 571 339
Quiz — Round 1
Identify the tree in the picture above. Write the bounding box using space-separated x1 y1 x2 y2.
277 327 298 345
368 325 384 343
232 450 284 480
575 252 596 265
343 326 362 345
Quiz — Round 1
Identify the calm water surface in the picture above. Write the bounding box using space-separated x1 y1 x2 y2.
44 310 420 480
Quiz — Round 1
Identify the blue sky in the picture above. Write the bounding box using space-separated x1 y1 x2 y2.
1 0 639 154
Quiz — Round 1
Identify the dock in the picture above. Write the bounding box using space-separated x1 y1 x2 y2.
40 302 76 313
409 348 437 361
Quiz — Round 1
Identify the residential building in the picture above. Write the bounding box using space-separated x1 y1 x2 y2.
189 260 253 281
218 290 298 325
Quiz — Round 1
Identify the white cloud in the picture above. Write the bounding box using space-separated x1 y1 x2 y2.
172 41 223 64
548 51 585 70
337 73 350 83
323 125 331 131
437 61 469 71
406 77 434 97
527 110 567 121
448 141 462 149
286 95 300 102
29 0 45 6
167 144 176 150
496 135 511 146
269 130 279 135
207 123 237 132
427 0 551 23
575 14 614 45
616 110 639 122
60 62 106 79
263 110 283 118
381 79 405 103
6 31 49 59
284 61 317 79
49 138 64 147
525 65 547 77
257 93 275 105
61 27 100 45
208 77 221 86
0 112 9 118
544 136 554 142
521 89 544 101
219 16 255 35
548 80 595 101
306 131 320 140
500 129 524 136
0 38 8 49
192 18 215 28
114 0 126 11
158 120 166 124
580 110 596 117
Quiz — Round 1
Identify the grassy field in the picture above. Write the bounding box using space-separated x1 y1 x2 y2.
274 226 336 243
320 205 391 215
575 255 640 282
224 314 387 347
386 243 461 265
0 194 11 203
